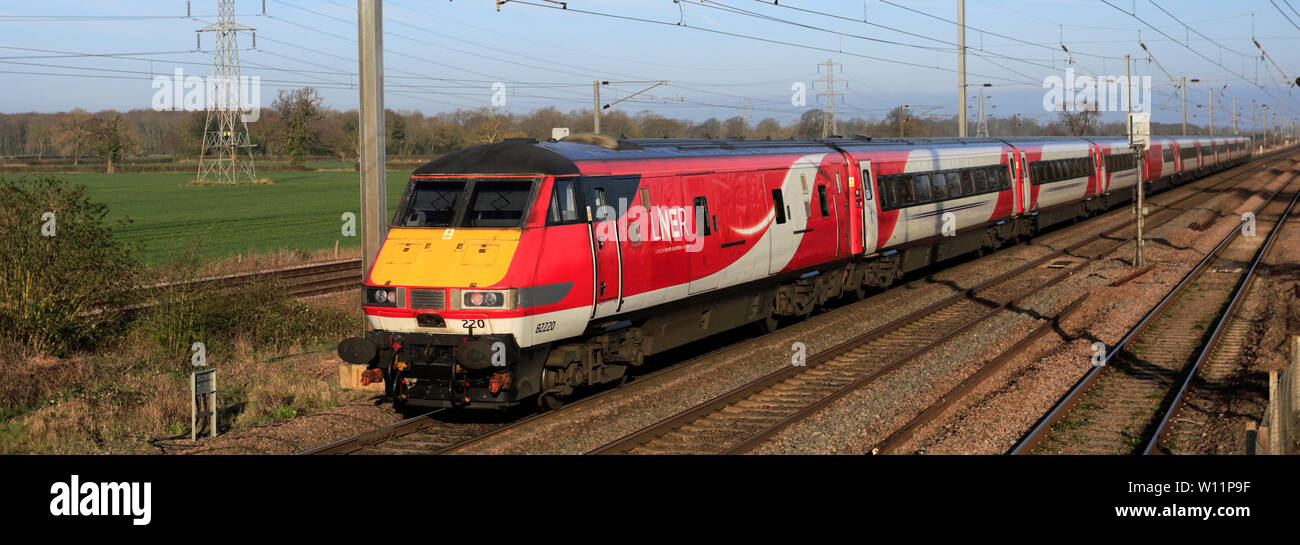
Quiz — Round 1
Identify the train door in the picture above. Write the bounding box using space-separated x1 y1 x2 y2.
585 176 635 316
1019 151 1032 212
685 174 720 294
768 161 814 274
859 160 879 254
814 165 840 260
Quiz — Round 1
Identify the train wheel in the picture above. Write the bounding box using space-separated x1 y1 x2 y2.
759 313 780 334
540 394 564 411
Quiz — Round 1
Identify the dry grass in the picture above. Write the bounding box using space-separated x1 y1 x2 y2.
185 246 363 280
0 261 364 454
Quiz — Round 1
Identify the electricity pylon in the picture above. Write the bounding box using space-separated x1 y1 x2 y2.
196 0 257 185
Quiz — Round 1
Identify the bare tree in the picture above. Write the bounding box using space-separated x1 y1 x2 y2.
92 113 131 173
1058 99 1100 136
272 87 323 168
54 109 94 165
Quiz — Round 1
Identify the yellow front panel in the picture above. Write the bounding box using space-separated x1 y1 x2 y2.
370 227 521 287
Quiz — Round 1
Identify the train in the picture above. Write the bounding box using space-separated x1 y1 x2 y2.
336 132 1253 410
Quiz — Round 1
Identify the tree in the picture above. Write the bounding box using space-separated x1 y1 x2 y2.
690 118 723 138
24 118 55 160
886 107 914 137
793 109 827 138
723 116 750 138
1058 98 1100 136
272 87 323 168
54 110 94 164
92 113 131 173
386 109 408 155
754 118 783 138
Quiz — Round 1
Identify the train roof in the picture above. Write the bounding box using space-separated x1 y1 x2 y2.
411 134 1246 176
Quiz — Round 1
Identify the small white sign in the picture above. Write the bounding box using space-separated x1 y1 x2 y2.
1128 112 1150 150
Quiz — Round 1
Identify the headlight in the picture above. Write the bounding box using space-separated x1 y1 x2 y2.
451 289 516 310
365 287 399 307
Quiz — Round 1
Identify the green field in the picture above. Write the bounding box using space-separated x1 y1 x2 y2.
62 169 411 264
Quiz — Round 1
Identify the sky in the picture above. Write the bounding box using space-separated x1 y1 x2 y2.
1 0 1299 129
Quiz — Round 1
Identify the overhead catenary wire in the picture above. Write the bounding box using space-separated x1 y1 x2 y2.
501 0 1039 86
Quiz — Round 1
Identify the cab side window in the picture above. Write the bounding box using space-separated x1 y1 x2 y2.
547 178 582 225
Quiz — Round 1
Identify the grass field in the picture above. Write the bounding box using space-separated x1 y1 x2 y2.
62 169 411 264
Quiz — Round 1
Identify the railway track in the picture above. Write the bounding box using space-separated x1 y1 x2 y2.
297 409 511 455
1012 169 1300 455
147 258 362 297
588 159 1284 455
300 326 777 454
126 258 363 311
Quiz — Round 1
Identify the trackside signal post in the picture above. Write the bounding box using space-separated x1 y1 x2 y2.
1130 112 1150 268
191 369 217 441
358 0 386 328
1126 54 1148 268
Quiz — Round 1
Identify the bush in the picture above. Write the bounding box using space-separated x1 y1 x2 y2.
0 176 138 354
131 254 355 366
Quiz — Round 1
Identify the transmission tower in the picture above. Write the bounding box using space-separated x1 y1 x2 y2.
975 89 990 137
816 60 845 138
196 0 257 185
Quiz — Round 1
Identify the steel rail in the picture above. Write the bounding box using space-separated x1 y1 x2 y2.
592 155 1287 455
1143 176 1300 454
1010 169 1299 455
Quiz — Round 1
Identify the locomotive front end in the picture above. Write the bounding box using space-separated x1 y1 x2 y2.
338 172 557 409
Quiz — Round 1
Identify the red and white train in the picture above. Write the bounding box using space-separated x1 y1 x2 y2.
337 133 1251 409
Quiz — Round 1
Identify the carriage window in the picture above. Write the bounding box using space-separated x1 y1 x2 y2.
694 196 711 236
961 170 978 194
861 168 874 200
401 180 467 227
772 189 787 223
639 187 651 209
913 174 933 202
817 185 831 216
547 178 580 225
921 173 943 200
876 175 894 211
971 169 988 193
948 172 965 198
896 174 916 205
591 188 610 221
995 166 1010 189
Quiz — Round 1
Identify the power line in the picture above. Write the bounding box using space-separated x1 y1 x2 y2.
1273 0 1300 32
1146 0 1250 57
875 0 1125 61
502 0 1039 85
1097 0 1299 115
733 0 1065 76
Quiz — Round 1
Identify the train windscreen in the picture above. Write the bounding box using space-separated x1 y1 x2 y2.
397 178 535 228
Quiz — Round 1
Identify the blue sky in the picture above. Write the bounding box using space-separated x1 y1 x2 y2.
2 0 1298 128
